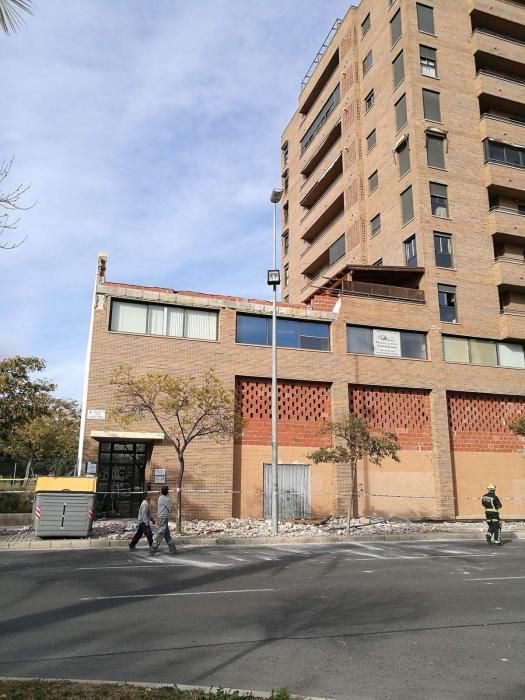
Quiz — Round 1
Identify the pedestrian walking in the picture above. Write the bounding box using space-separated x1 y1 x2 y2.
482 483 502 546
150 485 177 554
129 493 154 549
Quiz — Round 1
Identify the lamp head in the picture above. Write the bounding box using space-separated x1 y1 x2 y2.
270 187 284 204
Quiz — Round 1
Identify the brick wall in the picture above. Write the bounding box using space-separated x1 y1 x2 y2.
350 385 433 450
448 392 525 452
235 377 331 447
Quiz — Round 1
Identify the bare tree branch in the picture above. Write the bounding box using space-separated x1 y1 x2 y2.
0 156 35 249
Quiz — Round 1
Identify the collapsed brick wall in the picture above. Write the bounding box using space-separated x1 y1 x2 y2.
235 377 331 447
447 392 525 452
349 385 432 450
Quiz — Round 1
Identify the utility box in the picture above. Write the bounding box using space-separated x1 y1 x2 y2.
33 477 97 538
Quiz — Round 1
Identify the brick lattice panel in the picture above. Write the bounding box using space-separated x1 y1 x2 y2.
350 385 432 450
236 377 331 447
447 392 525 452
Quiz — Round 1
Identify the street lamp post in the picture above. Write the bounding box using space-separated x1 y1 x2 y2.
268 187 284 535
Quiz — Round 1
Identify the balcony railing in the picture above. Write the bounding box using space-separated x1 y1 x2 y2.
472 27 525 48
301 211 345 257
341 280 425 303
476 68 525 87
301 19 342 92
481 112 525 127
489 205 525 215
300 174 343 224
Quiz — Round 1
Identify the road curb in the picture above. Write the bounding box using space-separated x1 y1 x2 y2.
0 675 334 700
1 530 524 550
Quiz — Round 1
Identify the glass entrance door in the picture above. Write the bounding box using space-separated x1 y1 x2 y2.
96 442 147 518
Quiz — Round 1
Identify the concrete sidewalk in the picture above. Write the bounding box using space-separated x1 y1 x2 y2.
1 529 524 550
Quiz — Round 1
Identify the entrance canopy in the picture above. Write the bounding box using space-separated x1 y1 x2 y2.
90 430 164 442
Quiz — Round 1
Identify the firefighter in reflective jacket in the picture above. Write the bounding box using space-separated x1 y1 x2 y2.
482 484 502 546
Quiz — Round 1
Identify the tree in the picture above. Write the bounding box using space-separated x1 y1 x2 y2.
0 0 32 35
111 368 239 533
509 415 525 438
0 157 33 249
308 413 400 533
2 398 80 479
0 356 56 442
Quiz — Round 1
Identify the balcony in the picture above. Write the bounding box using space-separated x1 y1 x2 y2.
484 160 525 192
488 205 525 240
475 69 525 104
500 310 525 339
469 0 525 24
342 280 425 303
301 238 347 289
300 42 340 116
302 192 345 245
300 173 344 225
472 28 525 66
480 112 525 144
301 121 342 180
494 257 525 287
300 153 343 210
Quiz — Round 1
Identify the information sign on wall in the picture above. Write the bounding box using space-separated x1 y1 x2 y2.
87 409 106 420
154 468 166 484
373 329 401 357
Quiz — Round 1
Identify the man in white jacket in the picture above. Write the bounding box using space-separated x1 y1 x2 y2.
129 493 154 550
150 485 177 554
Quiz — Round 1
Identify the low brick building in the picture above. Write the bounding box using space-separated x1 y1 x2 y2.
80 254 525 521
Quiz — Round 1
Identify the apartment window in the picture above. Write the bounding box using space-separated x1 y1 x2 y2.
423 89 441 121
401 186 414 225
398 139 410 176
282 230 289 256
110 300 218 341
430 182 449 217
328 234 345 266
390 9 402 46
438 283 457 323
434 232 453 268
363 50 373 76
282 169 289 193
484 139 525 169
283 201 289 224
373 258 383 266
365 89 375 113
282 141 289 167
395 94 407 131
426 133 445 168
417 3 435 34
404 235 417 267
393 50 404 88
300 84 341 153
362 12 371 37
368 170 379 193
283 295 289 303
347 325 427 360
367 128 377 151
284 263 289 287
236 314 330 351
370 213 381 236
420 45 437 77
443 335 525 368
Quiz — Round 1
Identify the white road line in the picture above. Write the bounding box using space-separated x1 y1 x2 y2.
76 557 229 571
81 588 275 601
467 576 525 582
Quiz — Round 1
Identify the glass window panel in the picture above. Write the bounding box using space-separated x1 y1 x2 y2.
400 331 427 359
404 235 417 267
487 141 505 163
348 326 373 354
362 12 370 36
423 89 441 121
363 50 373 75
276 318 300 348
236 314 269 345
470 338 498 366
329 235 345 265
401 186 414 224
393 50 404 87
185 309 218 340
417 3 435 34
100 442 111 452
443 335 469 362
365 90 375 112
368 170 379 193
505 145 522 167
111 301 147 334
395 94 407 131
427 135 445 168
398 140 410 176
430 182 448 217
434 233 453 267
167 307 184 337
371 214 381 235
498 342 525 368
147 305 165 335
438 284 456 322
391 9 402 45
367 129 376 151
300 322 330 351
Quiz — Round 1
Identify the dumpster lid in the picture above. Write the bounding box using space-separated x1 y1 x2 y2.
35 476 98 494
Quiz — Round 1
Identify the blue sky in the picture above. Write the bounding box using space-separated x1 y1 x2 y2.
1 0 353 400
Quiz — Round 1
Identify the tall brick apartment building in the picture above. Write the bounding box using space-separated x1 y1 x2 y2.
81 0 525 522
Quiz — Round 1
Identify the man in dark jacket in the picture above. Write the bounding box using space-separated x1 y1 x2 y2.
482 484 502 546
129 493 154 549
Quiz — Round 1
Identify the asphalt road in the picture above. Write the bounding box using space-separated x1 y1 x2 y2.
1 539 524 700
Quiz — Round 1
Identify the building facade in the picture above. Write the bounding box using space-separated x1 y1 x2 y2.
81 0 525 522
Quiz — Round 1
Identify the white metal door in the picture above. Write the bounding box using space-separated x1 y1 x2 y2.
263 464 311 519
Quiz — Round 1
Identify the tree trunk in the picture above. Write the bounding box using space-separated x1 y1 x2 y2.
346 460 357 535
24 456 33 485
175 454 185 534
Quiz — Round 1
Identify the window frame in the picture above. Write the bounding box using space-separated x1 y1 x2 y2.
392 50 405 88
398 138 411 177
416 3 435 35
236 313 331 351
282 230 289 256
365 89 375 113
366 128 377 152
404 234 417 267
390 8 402 46
426 133 446 169
361 12 371 37
420 44 437 78
401 185 415 225
368 169 379 194
438 283 457 323
430 181 449 218
347 324 427 360
395 93 408 131
442 334 525 368
434 232 453 268
422 88 441 122
363 50 373 76
370 213 381 236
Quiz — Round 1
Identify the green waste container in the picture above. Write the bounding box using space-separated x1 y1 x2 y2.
33 476 97 538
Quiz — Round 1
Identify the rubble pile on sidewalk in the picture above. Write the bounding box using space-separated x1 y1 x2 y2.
87 516 525 540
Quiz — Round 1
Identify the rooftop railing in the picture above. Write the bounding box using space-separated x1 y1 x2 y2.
301 19 342 92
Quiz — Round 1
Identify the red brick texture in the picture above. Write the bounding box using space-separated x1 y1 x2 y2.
447 392 525 452
235 377 331 447
349 385 433 450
